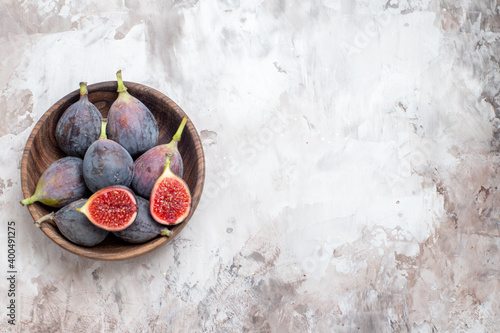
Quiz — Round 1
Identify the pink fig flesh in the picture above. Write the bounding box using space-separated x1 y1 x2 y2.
77 186 138 231
150 155 191 225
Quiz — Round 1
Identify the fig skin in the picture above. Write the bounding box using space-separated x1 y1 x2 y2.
113 196 171 243
55 82 103 157
131 116 187 199
20 156 88 208
35 199 108 247
107 70 159 158
83 119 134 193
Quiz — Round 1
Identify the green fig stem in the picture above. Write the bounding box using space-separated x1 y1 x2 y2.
116 70 128 93
99 119 108 140
160 154 174 178
75 200 89 215
75 205 84 213
79 82 88 96
160 228 172 237
172 116 188 142
34 212 55 227
20 196 35 206
165 154 172 171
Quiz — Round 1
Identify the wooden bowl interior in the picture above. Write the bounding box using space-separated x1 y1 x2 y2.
21 81 205 261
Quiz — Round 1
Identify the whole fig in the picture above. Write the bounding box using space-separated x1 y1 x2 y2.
35 199 108 247
20 156 88 208
83 119 134 193
107 70 159 158
55 82 103 157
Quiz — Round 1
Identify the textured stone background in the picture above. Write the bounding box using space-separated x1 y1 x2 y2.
1 0 500 332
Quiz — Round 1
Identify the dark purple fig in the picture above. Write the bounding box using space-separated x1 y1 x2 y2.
83 119 134 193
34 199 108 247
131 116 187 199
55 82 103 157
112 196 171 243
20 157 88 208
106 70 159 158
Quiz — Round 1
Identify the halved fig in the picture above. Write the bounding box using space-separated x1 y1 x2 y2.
150 154 191 225
76 186 138 231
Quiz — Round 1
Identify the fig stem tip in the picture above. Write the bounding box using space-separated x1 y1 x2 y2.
35 212 55 227
116 70 127 93
20 197 32 206
79 82 88 96
160 229 172 237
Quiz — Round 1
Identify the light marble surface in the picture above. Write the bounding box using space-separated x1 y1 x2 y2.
1 0 500 331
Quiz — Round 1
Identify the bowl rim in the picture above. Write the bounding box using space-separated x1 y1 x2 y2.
20 80 205 261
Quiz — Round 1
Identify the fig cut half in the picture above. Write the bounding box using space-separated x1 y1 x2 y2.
150 154 192 225
76 186 138 231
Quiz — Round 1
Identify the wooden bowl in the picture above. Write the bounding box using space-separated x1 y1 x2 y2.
20 81 205 261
